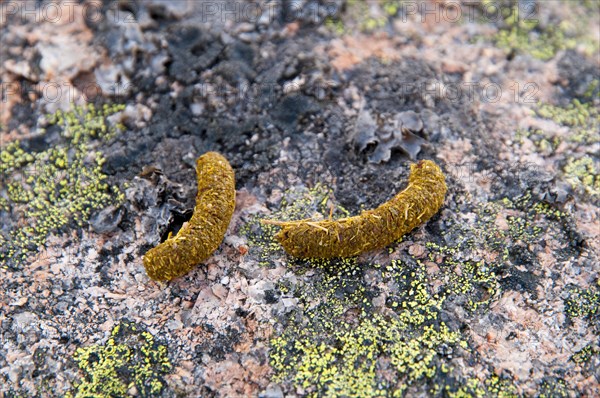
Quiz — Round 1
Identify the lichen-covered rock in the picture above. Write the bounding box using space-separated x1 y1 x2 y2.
1 0 598 397
66 321 171 398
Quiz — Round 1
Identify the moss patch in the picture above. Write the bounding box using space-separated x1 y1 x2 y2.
0 103 125 268
66 321 172 398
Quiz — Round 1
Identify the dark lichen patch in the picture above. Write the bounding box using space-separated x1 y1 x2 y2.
442 374 519 398
0 104 126 269
499 250 539 299
194 325 241 362
470 193 588 295
66 321 172 398
424 194 551 306
571 342 599 364
537 377 571 398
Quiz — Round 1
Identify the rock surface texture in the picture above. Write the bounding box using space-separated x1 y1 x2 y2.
0 1 598 397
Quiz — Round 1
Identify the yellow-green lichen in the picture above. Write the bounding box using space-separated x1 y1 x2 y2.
516 96 599 160
563 156 600 197
268 251 523 397
564 284 600 321
493 4 597 60
0 103 125 268
66 321 172 398
532 95 600 198
531 201 567 219
538 98 600 145
264 186 574 396
480 193 570 246
445 374 519 398
269 258 463 397
538 377 571 398
571 343 599 364
325 0 401 34
426 247 499 312
263 196 477 395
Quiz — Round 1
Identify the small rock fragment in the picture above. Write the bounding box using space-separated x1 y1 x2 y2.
260 384 284 398
397 110 423 133
395 129 427 160
351 108 378 152
90 205 123 234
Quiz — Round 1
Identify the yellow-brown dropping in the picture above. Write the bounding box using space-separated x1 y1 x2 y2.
143 152 235 281
263 160 446 258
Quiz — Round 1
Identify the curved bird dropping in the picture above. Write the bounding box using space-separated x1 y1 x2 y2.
263 160 446 258
143 152 235 281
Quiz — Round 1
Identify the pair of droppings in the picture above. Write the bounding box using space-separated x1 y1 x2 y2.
143 152 448 281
